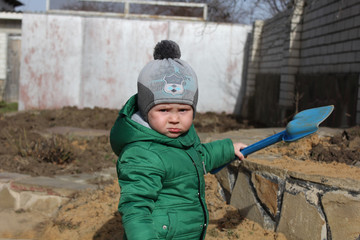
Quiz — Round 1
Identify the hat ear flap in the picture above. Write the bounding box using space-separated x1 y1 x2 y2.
137 82 154 121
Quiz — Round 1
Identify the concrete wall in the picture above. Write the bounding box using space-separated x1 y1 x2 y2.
19 13 251 113
243 0 360 127
0 12 22 102
4 34 21 102
0 32 6 100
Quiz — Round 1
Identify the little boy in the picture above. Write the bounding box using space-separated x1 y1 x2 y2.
110 40 246 240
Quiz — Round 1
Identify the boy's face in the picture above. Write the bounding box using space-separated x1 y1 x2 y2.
147 103 193 138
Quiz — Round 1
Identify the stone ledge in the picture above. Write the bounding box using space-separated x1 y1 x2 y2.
242 155 360 192
0 168 117 217
0 172 29 183
10 176 97 197
34 126 110 139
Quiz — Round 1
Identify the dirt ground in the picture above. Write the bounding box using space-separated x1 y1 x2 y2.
0 107 359 239
0 107 253 177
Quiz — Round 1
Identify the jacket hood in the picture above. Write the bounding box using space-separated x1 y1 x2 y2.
110 94 199 156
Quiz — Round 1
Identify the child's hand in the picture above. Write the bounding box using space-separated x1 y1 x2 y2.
233 142 248 160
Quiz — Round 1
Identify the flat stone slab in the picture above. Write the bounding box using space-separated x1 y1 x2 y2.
10 176 97 197
322 191 360 240
277 191 326 239
199 128 285 144
39 126 109 138
55 167 116 185
0 172 30 183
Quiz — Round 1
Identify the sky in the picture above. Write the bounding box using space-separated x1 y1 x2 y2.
15 0 69 12
15 0 47 12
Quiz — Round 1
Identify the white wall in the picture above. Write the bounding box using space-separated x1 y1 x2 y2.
0 33 7 81
19 13 251 113
20 14 83 109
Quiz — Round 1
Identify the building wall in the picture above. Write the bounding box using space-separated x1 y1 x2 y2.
0 12 22 101
4 34 21 102
19 13 251 113
0 32 7 100
258 12 288 74
300 0 360 73
244 0 360 127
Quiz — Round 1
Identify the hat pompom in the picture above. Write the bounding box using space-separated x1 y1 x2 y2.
153 40 181 60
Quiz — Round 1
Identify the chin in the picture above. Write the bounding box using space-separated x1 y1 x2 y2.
167 133 182 138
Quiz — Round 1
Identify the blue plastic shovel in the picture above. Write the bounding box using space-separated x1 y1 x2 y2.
211 105 334 174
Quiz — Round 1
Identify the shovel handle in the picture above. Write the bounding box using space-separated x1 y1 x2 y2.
210 131 286 174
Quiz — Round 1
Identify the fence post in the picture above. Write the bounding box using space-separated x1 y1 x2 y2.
278 0 305 119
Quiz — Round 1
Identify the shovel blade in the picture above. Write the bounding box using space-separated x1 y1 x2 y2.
283 105 334 142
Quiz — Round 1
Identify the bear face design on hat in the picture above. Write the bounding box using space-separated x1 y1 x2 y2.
163 74 185 95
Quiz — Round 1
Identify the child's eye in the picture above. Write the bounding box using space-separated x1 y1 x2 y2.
159 109 168 112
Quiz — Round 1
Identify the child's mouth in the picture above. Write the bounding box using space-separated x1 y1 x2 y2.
168 128 181 133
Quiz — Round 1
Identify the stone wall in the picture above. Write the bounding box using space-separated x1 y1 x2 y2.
243 0 360 127
216 156 360 240
0 168 116 217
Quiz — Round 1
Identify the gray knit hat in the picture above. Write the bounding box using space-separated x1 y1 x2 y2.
137 40 198 121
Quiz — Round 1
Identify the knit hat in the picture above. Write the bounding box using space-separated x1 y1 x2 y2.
137 40 198 121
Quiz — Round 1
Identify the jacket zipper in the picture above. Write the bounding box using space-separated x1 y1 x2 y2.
193 160 208 239
186 148 208 239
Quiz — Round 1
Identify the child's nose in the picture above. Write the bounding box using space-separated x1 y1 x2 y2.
169 113 180 122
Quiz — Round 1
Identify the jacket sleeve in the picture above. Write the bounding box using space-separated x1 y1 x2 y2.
110 115 123 156
117 146 165 240
199 138 235 172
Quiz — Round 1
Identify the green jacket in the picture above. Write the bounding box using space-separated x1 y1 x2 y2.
110 95 235 240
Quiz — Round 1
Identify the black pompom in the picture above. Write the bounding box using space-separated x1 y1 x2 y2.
153 40 181 60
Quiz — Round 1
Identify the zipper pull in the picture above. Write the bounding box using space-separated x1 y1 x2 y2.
202 161 207 174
